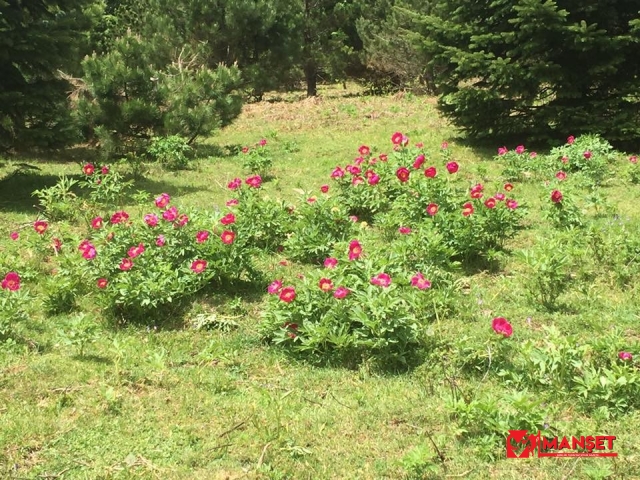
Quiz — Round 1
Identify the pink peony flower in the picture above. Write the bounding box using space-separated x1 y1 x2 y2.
144 214 158 227
155 193 171 209
242 146 249 154
228 178 242 190
368 174 380 185
359 145 370 156
334 286 349 299
555 171 567 181
618 351 633 361
551 190 563 203
91 216 103 229
346 165 361 175
441 141 449 149
583 151 592 160
398 226 412 235
268 280 283 294
396 167 410 183
97 278 108 289
324 257 338 269
379 154 388 162
331 166 345 178
348 239 362 261
78 240 96 260
352 176 364 186
492 317 513 337
1 272 21 291
413 154 426 169
279 286 296 303
515 145 525 154
629 156 638 164
426 203 439 216
410 272 432 290
226 198 239 207
52 237 62 254
561 156 569 164
371 273 392 288
83 163 95 175
196 231 209 243
320 184 329 193
354 156 364 166
506 199 518 210
220 213 236 225
446 161 459 174
221 230 235 244
119 258 133 271
9 231 18 241
162 206 178 222
349 215 358 222
246 175 262 188
498 146 508 155
34 220 48 234
567 135 575 144
191 259 207 274
127 243 145 259
470 183 484 199
391 132 404 145
155 235 166 247
101 166 109 175
176 214 188 227
530 152 537 158
319 278 334 292
259 139 267 147
424 166 437 178
110 210 129 224
495 193 506 201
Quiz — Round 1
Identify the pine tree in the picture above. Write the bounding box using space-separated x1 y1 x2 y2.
413 1 640 145
0 0 94 150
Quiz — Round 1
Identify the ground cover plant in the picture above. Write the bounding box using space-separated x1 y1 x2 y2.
1 87 640 479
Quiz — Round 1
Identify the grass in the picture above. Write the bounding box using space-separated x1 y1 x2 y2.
1 84 640 479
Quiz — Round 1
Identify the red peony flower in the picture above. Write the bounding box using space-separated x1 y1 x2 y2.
334 286 349 299
359 145 371 156
191 259 207 274
504 183 514 192
484 197 497 209
91 216 103 229
319 278 334 292
348 239 362 261
101 166 109 175
279 286 296 303
515 145 525 154
551 190 563 203
410 272 431 290
368 173 380 185
228 178 242 190
226 198 239 207
144 214 158 227
506 199 518 210
346 165 361 175
155 193 171 209
379 154 388 162
498 146 508 155
352 176 364 186
220 213 236 225
127 243 145 259
555 171 566 181
221 230 235 244
396 167 410 183
371 272 392 288
156 235 166 247
413 154 426 169
391 132 404 145
324 257 338 269
83 163 95 175
119 258 133 271
320 184 329 193
424 166 437 178
162 206 178 222
196 231 209 243
567 135 575 145
242 146 249 154
470 184 484 199
110 210 130 224
246 175 262 188
583 151 592 160
34 220 48 234
495 193 506 201
618 351 633 361
9 231 19 241
629 156 638 164
268 280 283 294
462 202 474 217
331 166 345 178
176 214 188 227
78 240 96 260
492 317 513 337
97 278 108 289
426 203 439 216
398 226 412 234
1 272 21 291
259 138 267 147
446 161 459 174
52 237 62 254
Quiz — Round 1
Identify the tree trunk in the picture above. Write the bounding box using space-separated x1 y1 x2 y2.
305 62 317 97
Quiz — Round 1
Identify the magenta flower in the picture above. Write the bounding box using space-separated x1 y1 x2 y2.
83 163 95 175
127 243 145 259
268 280 283 294
495 193 506 201
78 240 96 260
348 240 362 261
410 272 431 290
191 259 207 274
101 166 109 175
321 184 329 193
34 220 48 234
391 132 404 145
583 151 592 160
398 226 411 234
334 286 349 299
324 257 338 269
279 286 296 303
515 145 525 154
259 138 267 147
555 171 567 181
424 166 437 178
163 206 178 222
506 199 518 210
220 213 236 225
246 175 262 188
441 141 449 149
618 351 633 361
155 193 171 209
629 156 638 164
368 174 380 185
567 135 575 145
144 214 158 227
492 317 513 337
97 278 108 289
1 272 21 291
156 235 166 247
226 198 239 207
196 231 209 243
9 231 18 241
331 166 345 178
498 146 508 155
227 178 242 190
91 216 103 229
110 210 129 224
413 154 426 169
120 258 133 271
396 167 410 183
446 161 459 174
371 273 391 288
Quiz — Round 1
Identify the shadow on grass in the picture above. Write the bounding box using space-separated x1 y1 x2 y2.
71 354 113 364
0 170 73 214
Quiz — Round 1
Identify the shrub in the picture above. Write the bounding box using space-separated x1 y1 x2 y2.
146 135 193 170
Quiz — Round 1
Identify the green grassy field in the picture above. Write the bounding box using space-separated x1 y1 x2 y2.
1 86 640 479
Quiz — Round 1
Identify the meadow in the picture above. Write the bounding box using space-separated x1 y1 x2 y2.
1 87 640 479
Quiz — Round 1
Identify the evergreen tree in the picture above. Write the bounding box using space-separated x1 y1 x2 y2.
413 1 640 145
0 0 94 150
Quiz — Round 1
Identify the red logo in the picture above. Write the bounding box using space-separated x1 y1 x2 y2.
507 430 618 458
